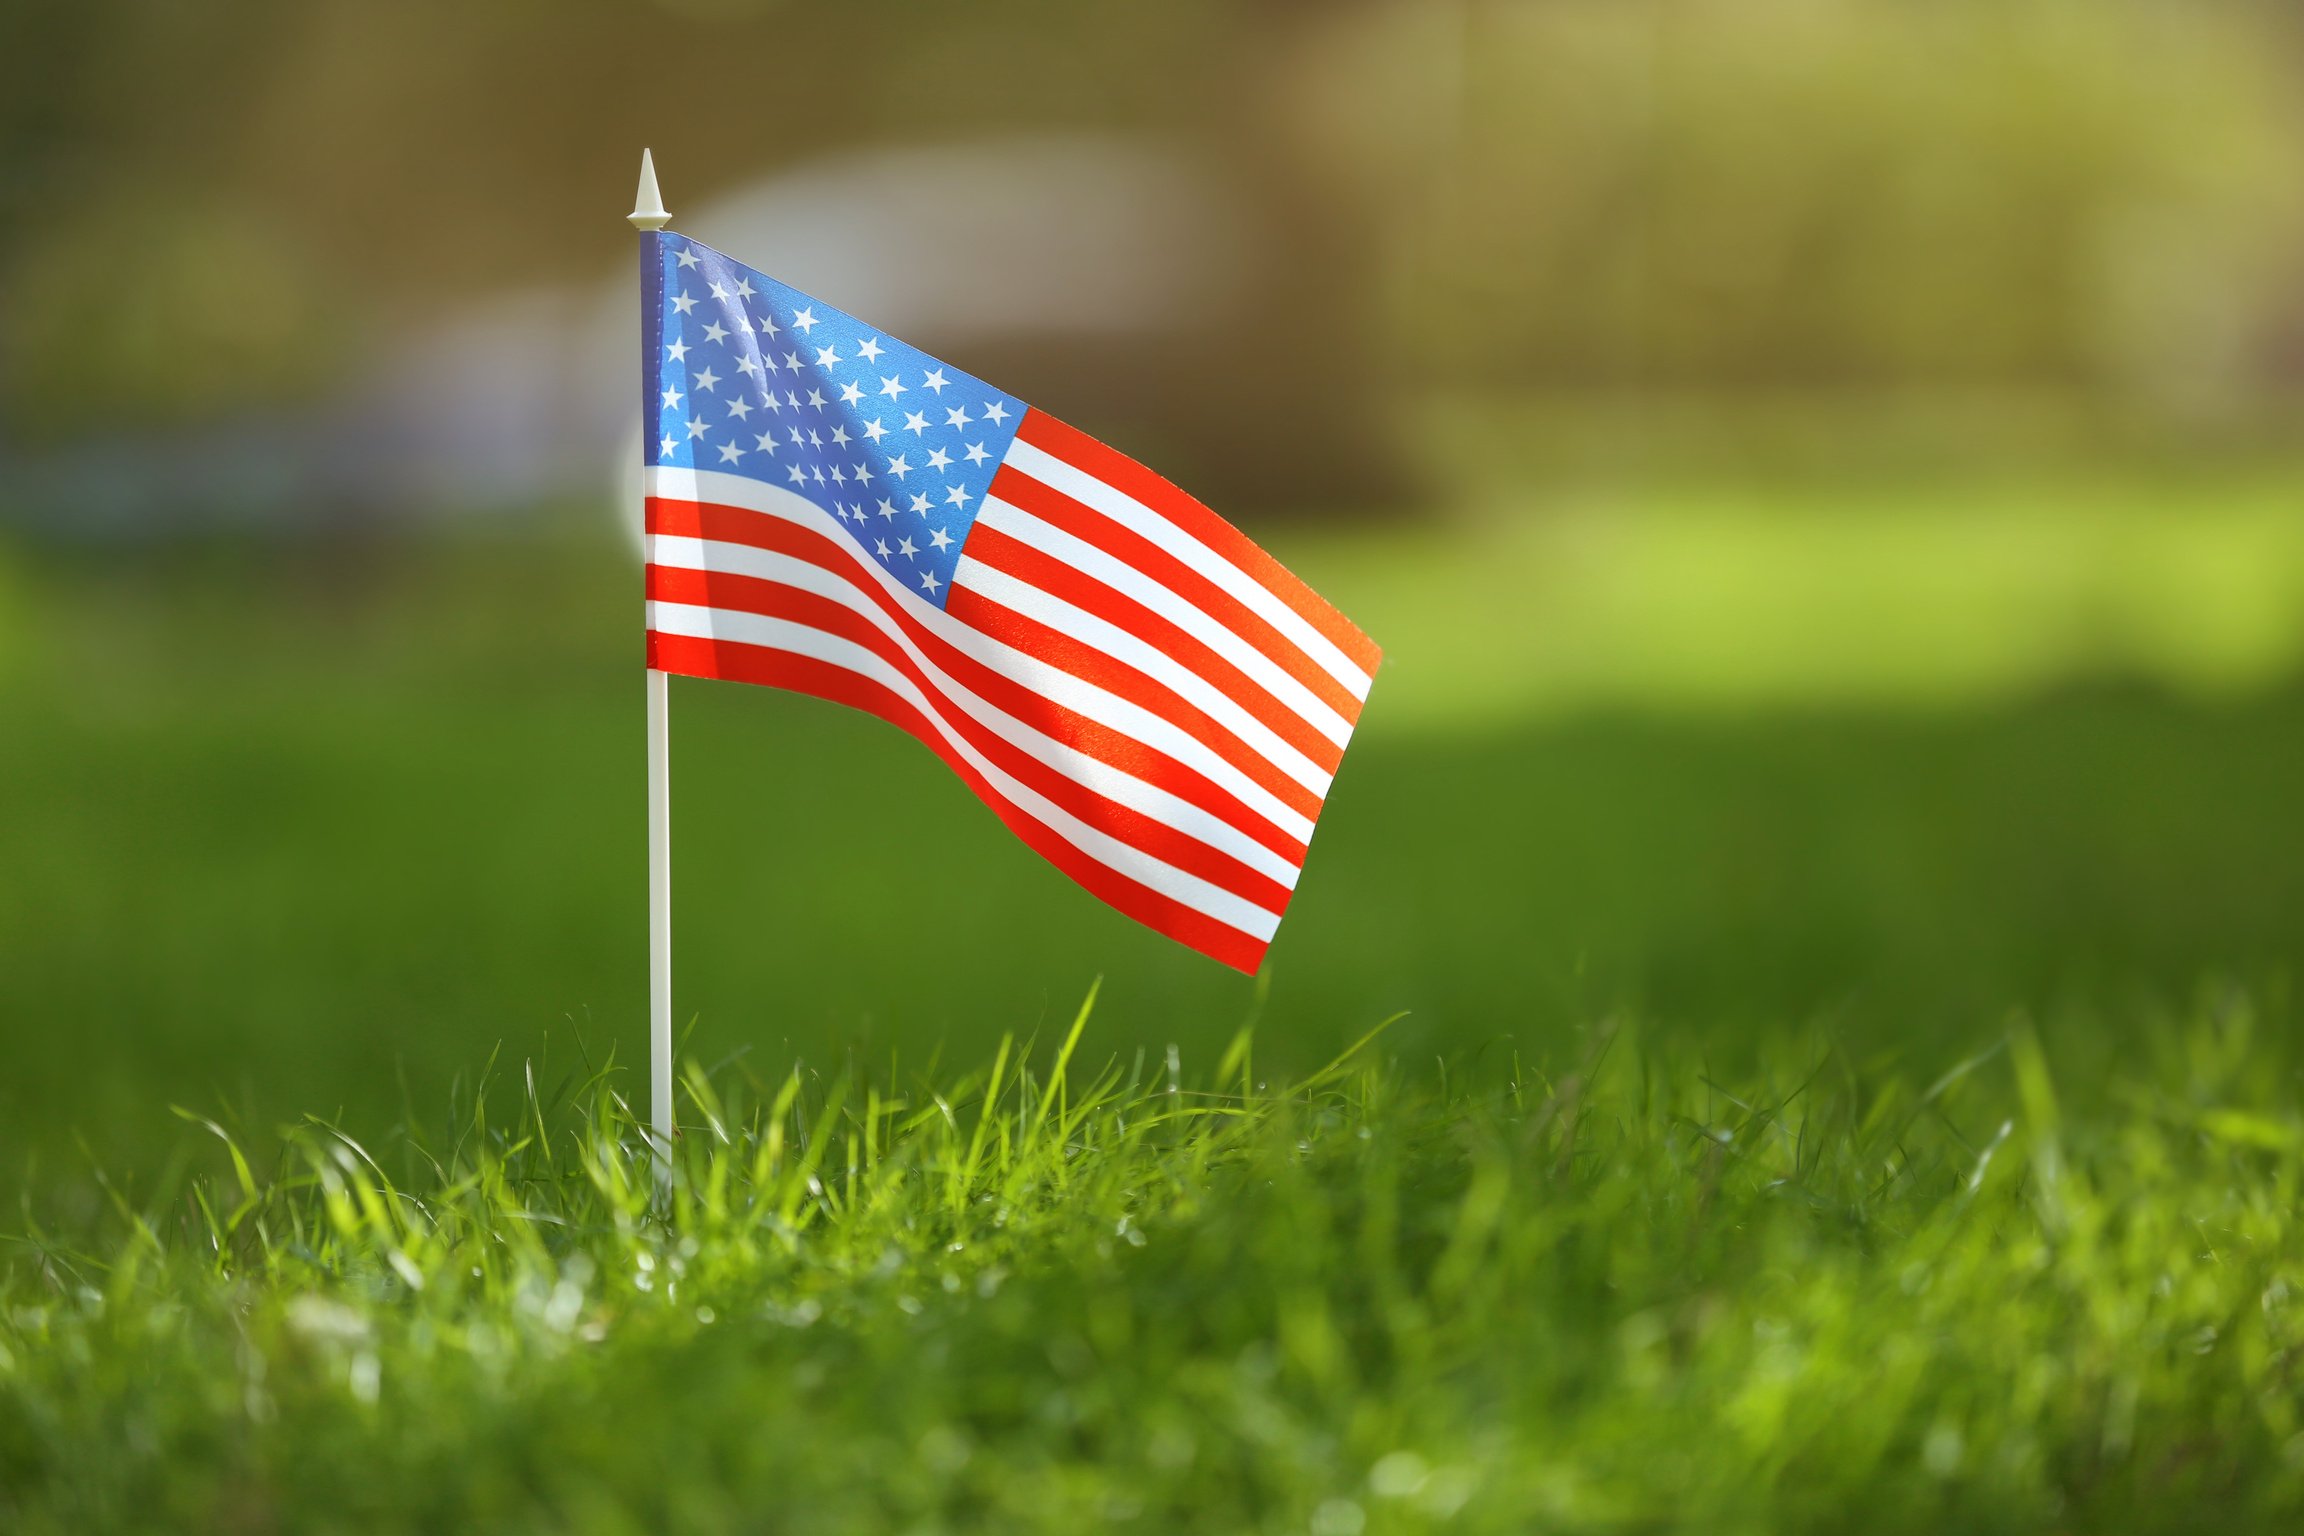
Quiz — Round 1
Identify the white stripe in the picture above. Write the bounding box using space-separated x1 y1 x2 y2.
974 493 1356 749
648 598 1282 941
645 468 1320 846
1003 437 1373 702
952 558 1335 801
650 533 1302 890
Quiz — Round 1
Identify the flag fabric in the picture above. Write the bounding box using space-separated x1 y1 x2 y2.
640 233 1379 973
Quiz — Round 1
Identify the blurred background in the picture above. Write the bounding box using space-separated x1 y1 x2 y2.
5 0 2303 1191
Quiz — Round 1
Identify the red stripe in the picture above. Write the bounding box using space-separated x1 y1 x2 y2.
647 496 1311 866
1014 410 1383 678
941 582 1327 826
989 463 1365 727
959 523 1346 776
647 631 1271 975
647 561 1295 916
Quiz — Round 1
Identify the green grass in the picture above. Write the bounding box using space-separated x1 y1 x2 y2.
4 484 2304 1528
8 996 2304 1532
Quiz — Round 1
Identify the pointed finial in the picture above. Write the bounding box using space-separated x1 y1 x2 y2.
629 149 670 232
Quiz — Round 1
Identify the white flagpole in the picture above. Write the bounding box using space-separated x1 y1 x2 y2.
646 666 671 1160
630 150 674 1169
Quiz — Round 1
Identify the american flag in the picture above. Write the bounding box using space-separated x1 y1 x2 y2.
641 233 1379 973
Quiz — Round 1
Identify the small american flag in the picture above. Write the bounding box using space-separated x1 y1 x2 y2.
641 233 1379 973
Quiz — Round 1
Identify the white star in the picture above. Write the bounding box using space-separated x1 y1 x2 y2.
830 465 847 485
851 461 873 485
763 393 782 414
785 390 802 409
806 428 822 446
659 435 679 457
857 337 884 362
685 415 709 439
981 400 1010 425
806 388 827 410
885 454 911 479
674 247 701 270
665 339 689 362
810 465 825 484
963 441 990 464
717 442 746 463
782 353 803 374
874 538 892 559
757 311 781 340
791 307 819 334
787 464 808 485
898 536 919 558
702 321 728 345
671 291 699 316
727 396 751 418
909 492 932 515
878 375 908 400
839 381 865 405
708 281 730 303
926 447 952 471
920 368 949 394
754 431 779 454
919 570 942 595
929 527 954 552
814 344 842 367
733 277 755 299
694 367 721 392
735 354 761 378
830 424 852 447
945 485 971 508
862 418 888 443
789 426 805 445
944 405 972 428
877 498 898 520
904 411 929 435
660 385 683 409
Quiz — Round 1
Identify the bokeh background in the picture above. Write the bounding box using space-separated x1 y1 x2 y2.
5 0 2303 1192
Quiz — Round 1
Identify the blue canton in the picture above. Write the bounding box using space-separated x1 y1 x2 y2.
644 233 1026 609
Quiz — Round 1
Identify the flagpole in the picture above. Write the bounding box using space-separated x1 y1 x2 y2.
631 150 674 1170
646 665 671 1160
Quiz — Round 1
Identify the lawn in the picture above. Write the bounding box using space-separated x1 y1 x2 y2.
2 476 2303 1529
6 998 2304 1532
